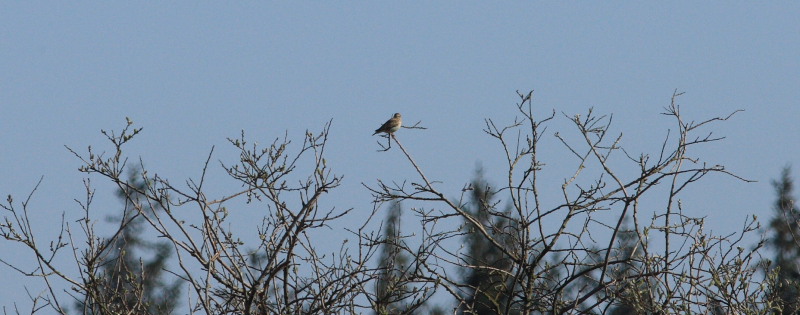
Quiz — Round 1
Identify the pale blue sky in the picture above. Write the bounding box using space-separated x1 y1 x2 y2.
1 2 799 311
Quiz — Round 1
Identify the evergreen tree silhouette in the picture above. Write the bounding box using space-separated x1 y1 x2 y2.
458 171 518 315
766 167 800 314
77 169 180 314
374 201 414 315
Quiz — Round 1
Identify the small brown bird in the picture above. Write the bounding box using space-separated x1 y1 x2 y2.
373 113 402 135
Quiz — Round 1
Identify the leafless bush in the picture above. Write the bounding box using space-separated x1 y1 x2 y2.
2 119 383 314
364 91 776 314
0 91 781 314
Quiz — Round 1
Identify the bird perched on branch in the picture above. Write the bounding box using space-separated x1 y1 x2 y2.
372 113 402 135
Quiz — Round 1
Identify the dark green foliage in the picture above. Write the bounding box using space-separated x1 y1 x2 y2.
76 170 181 315
766 167 800 314
374 201 414 314
608 218 650 315
458 171 519 315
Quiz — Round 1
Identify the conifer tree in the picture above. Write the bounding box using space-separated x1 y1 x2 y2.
374 201 414 314
766 167 800 314
458 171 518 315
77 169 181 314
608 217 650 315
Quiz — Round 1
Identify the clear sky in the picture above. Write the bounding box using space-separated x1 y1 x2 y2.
1 2 799 311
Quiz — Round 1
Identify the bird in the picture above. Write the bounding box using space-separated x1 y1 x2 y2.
373 113 402 135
